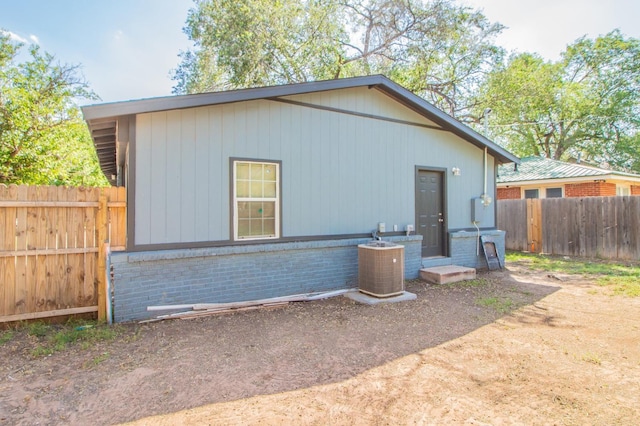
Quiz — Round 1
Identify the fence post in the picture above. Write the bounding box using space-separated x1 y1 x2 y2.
97 193 108 322
527 199 543 253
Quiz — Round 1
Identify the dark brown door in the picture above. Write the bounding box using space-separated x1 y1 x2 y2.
417 170 444 257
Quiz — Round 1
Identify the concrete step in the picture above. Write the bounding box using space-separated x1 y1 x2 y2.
419 265 476 285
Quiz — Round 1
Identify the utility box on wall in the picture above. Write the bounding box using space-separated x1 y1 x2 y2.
471 198 486 223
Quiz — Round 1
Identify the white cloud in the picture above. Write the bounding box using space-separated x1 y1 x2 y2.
1 30 41 45
1 30 27 43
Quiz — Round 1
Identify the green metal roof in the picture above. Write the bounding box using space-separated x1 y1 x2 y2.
497 156 640 183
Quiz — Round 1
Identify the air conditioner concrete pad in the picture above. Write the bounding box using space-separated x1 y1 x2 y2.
420 265 476 284
344 290 417 305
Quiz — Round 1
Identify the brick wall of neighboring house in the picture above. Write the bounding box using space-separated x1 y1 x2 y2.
497 187 522 199
631 185 640 195
565 182 617 197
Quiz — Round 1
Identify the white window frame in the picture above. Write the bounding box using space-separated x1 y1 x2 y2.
616 185 631 196
545 187 563 198
232 160 280 241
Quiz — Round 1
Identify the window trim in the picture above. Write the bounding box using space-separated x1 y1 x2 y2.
545 187 563 198
616 185 631 196
524 188 539 199
230 158 282 241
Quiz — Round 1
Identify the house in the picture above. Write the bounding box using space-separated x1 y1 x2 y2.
82 75 519 322
497 156 640 199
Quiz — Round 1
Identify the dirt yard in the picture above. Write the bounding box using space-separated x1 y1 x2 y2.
1 260 639 425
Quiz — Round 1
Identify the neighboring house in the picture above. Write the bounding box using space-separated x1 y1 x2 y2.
497 156 640 199
82 75 519 321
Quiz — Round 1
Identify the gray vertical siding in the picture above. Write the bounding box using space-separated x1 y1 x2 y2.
134 87 497 245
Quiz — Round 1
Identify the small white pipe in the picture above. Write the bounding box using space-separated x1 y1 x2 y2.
482 108 491 199
483 147 487 198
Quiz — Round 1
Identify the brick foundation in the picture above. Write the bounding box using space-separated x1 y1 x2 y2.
448 230 506 270
110 236 422 322
497 187 521 200
565 182 616 197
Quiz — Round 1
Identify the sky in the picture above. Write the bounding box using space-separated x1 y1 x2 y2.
2 0 640 105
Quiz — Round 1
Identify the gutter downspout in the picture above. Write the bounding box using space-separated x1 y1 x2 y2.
483 147 487 199
482 107 491 202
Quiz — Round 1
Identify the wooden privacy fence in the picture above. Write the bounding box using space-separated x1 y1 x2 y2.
497 196 640 259
0 185 126 323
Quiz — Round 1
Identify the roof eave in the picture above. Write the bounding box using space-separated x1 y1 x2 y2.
372 79 519 164
81 75 388 121
82 75 520 176
497 174 640 186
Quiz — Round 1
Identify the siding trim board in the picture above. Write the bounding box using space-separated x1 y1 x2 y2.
269 98 445 132
127 116 137 250
126 232 385 253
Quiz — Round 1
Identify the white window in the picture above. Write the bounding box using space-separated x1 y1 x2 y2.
233 160 280 240
546 187 563 198
617 185 630 196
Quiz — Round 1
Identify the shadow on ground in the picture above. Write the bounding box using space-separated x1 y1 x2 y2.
0 269 559 425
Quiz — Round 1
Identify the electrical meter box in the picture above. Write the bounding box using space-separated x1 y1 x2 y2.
471 198 486 223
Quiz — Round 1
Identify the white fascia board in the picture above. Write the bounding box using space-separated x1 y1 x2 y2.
498 174 640 187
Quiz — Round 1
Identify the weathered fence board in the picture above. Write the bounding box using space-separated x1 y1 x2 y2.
527 199 542 253
498 196 640 260
0 185 126 322
602 197 618 259
497 200 528 251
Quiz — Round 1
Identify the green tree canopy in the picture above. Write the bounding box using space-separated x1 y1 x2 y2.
0 31 107 186
478 30 640 172
173 0 505 122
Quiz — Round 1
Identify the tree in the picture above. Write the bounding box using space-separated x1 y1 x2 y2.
0 31 107 185
478 30 640 172
387 1 504 118
174 0 346 93
173 0 505 122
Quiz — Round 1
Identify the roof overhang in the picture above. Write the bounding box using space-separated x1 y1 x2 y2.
497 174 640 187
87 118 118 185
82 75 520 180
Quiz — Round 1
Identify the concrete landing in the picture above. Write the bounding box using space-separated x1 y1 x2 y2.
420 265 476 284
344 290 417 305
